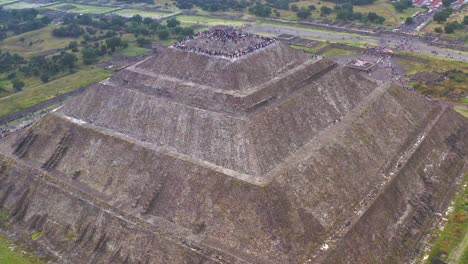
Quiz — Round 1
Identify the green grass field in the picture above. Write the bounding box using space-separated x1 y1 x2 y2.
2 2 45 9
112 9 176 19
0 66 112 118
454 105 468 118
0 234 45 264
321 47 356 57
290 43 327 54
422 173 468 264
176 15 246 27
48 3 118 14
0 25 80 59
116 46 151 56
0 0 17 5
355 0 424 26
396 54 468 101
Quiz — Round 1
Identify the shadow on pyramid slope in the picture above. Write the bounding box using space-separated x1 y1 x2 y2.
0 27 467 264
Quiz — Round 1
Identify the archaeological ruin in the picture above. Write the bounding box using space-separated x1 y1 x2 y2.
0 28 466 263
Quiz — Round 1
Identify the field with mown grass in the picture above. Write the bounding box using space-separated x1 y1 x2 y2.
48 3 119 14
2 2 46 9
0 25 81 59
112 9 176 19
0 66 112 118
116 46 151 56
321 47 356 57
0 0 16 5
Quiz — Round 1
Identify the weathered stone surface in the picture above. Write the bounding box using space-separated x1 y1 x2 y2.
0 34 466 264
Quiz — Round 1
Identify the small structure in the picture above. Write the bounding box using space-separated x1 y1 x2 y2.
346 59 376 72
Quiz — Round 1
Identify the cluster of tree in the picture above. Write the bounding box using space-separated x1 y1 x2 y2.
0 7 50 38
83 30 117 43
52 23 84 37
443 21 464 33
392 0 412 12
81 37 128 64
434 15 467 34
297 7 312 19
0 50 24 73
433 8 453 23
323 0 376 6
265 0 298 10
323 4 385 24
175 0 252 11
125 16 193 40
249 3 272 17
63 14 126 31
19 52 78 82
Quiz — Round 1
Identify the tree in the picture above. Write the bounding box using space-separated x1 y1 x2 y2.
308 5 316 11
67 41 78 51
297 7 311 19
12 79 25 91
433 12 448 23
463 15 468 25
405 17 413 25
320 6 332 16
59 52 78 70
166 17 181 28
291 4 299 12
81 47 98 65
444 23 455 33
393 0 412 12
40 74 49 83
131 14 143 24
444 21 463 33
106 37 122 52
442 0 455 7
434 27 443 33
157 29 170 40
249 3 272 17
143 17 153 25
136 37 151 47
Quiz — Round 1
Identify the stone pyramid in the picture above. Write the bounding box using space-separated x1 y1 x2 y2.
0 28 466 263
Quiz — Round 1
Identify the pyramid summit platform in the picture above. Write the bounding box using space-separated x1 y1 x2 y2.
0 28 466 264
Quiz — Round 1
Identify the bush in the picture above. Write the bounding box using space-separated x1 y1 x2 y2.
320 6 332 16
40 74 49 83
166 18 180 28
405 17 413 24
291 4 299 12
297 7 312 19
393 0 412 12
12 79 25 91
249 3 272 17
433 8 452 23
434 27 443 33
157 29 170 40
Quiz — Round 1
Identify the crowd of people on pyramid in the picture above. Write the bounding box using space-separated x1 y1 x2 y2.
172 27 276 58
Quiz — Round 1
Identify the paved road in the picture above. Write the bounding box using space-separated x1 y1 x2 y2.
246 25 468 62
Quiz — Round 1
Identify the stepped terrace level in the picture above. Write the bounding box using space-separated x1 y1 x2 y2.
172 26 276 59
0 27 466 264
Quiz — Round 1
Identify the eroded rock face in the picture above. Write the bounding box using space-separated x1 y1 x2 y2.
0 32 466 264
